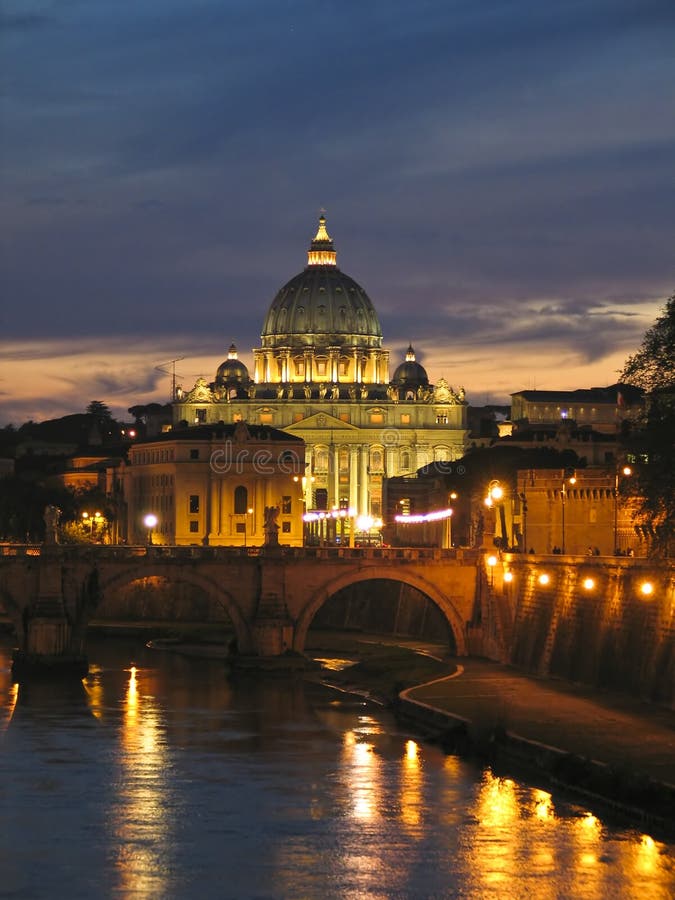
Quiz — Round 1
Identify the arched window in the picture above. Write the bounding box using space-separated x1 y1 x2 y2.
234 485 248 515
400 449 411 471
314 447 329 472
370 448 383 472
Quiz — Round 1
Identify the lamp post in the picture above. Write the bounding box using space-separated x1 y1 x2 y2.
560 472 576 554
613 465 632 554
143 513 158 546
484 480 507 548
244 507 253 547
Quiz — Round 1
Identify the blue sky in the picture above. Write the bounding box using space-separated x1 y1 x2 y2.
1 0 674 422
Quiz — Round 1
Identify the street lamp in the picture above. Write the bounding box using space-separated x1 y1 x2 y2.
486 553 498 586
560 472 576 554
143 513 158 546
243 507 254 547
484 480 507 548
613 465 632 554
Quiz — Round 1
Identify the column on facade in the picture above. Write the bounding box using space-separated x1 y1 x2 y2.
330 445 339 509
379 350 389 384
359 444 369 515
349 445 359 512
367 349 379 384
253 349 263 384
304 446 314 510
303 348 314 383
279 347 291 382
328 346 340 383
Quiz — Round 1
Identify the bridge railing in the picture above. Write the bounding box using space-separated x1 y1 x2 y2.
0 542 480 562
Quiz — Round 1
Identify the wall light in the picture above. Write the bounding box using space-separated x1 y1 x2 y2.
582 577 596 591
640 581 654 597
538 573 550 586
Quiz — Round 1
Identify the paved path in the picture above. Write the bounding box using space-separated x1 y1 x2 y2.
406 658 675 787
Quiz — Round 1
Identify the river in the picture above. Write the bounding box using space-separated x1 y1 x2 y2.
0 635 673 899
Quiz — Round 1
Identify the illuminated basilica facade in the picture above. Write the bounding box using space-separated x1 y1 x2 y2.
173 216 468 523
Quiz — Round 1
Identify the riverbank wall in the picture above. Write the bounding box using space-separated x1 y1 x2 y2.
395 686 675 834
493 556 674 707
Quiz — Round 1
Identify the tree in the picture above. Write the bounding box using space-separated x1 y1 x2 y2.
620 295 675 556
86 400 112 420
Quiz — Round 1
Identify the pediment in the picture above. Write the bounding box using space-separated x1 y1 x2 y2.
284 411 359 434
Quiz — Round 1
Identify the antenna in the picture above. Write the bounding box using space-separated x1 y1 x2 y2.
155 357 185 400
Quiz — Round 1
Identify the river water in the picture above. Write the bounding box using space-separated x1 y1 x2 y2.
0 635 673 900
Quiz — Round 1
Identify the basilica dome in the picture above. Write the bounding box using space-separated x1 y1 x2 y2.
260 216 383 352
392 345 429 388
215 344 250 387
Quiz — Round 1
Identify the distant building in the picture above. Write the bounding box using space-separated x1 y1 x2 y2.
118 422 305 547
510 385 643 434
171 216 469 531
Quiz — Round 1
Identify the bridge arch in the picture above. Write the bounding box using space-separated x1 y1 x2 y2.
95 564 254 653
293 565 467 656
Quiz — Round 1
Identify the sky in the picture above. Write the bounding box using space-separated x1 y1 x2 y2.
1 0 674 425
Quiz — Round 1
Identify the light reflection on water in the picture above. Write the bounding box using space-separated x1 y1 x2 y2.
0 635 673 900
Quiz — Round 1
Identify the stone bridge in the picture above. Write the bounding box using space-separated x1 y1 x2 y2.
0 545 482 670
3 545 671 704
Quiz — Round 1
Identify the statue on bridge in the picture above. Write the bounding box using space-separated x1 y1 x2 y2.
43 505 61 545
263 506 280 547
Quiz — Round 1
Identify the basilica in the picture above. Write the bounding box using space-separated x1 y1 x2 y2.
173 216 468 527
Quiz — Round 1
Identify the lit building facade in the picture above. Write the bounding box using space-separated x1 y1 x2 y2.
173 216 469 525
119 422 305 546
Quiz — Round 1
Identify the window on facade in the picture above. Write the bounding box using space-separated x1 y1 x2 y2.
370 449 383 471
236 522 246 534
260 413 273 424
294 359 305 376
314 448 329 472
234 485 248 515
314 488 328 510
339 413 350 422
189 521 199 533
189 494 199 513
316 359 327 376
339 449 349 471
281 495 292 514
195 409 206 423
436 414 448 424
370 413 384 424
189 448 199 460
282 521 291 533
399 497 411 516
400 414 411 424
294 413 304 422
400 450 411 470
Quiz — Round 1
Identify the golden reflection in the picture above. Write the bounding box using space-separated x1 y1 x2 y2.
342 730 380 822
633 833 661 877
477 771 519 828
533 788 556 822
354 713 383 737
578 811 601 834
0 682 19 732
113 664 171 897
400 739 422 828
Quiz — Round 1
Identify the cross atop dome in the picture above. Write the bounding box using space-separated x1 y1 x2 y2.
307 214 337 267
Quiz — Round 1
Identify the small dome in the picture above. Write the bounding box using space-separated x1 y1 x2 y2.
260 215 383 352
392 345 429 387
215 343 250 386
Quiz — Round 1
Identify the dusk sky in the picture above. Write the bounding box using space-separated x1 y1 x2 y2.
2 0 674 425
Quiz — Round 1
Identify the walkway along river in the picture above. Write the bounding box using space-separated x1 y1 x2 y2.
1 633 674 899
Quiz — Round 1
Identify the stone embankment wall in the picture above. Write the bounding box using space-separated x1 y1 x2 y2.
503 557 674 707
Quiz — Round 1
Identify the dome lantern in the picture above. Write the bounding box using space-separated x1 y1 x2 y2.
307 214 337 267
